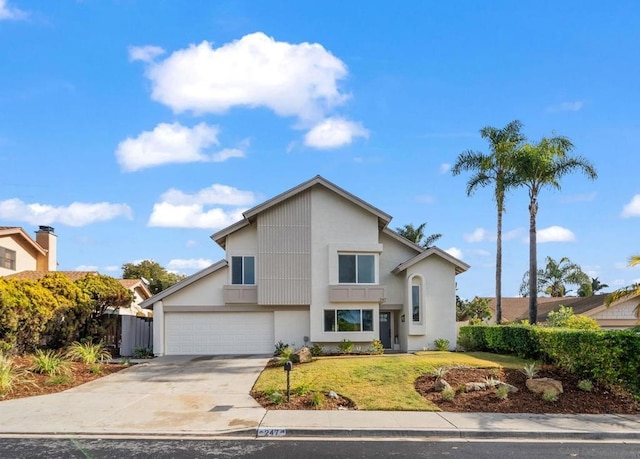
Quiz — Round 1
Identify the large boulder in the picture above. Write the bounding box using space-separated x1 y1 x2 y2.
292 346 312 364
435 378 452 392
526 377 563 396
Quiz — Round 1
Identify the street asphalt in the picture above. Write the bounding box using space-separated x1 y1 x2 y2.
0 355 638 441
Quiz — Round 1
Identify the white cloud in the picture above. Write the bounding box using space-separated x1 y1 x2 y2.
547 101 584 112
148 204 245 229
304 117 369 149
621 194 640 218
0 198 132 227
560 192 597 203
74 265 98 271
503 228 523 241
415 194 435 204
445 247 463 259
464 227 490 243
211 148 246 162
167 258 213 271
104 265 120 272
439 163 451 174
536 226 576 243
159 184 255 206
128 45 166 63
148 184 255 229
0 0 27 20
141 32 348 121
115 122 248 172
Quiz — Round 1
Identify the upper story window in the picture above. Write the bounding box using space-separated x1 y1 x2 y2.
0 246 16 271
231 256 255 285
338 254 375 284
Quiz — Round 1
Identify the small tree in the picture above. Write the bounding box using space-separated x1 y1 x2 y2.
122 260 185 294
75 274 133 341
547 305 599 330
456 296 492 323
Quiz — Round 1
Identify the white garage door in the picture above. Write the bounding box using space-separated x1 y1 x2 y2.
165 312 274 355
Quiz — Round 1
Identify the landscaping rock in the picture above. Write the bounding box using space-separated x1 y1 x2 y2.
435 378 452 392
496 381 519 393
328 390 339 399
465 382 487 392
292 346 312 364
526 378 563 395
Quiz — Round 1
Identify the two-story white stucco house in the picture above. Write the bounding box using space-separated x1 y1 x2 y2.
141 176 469 356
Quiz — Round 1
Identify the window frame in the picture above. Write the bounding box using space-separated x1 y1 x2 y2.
230 255 256 285
412 284 420 323
0 246 16 271
338 253 377 284
324 308 374 332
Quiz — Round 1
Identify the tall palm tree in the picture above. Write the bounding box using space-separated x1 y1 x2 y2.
519 256 589 297
396 222 442 248
451 120 525 324
511 136 597 323
606 255 640 319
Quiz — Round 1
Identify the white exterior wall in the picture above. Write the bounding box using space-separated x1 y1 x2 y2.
309 186 381 344
162 269 227 307
405 256 458 351
153 301 164 356
274 310 310 348
0 236 38 276
379 232 419 304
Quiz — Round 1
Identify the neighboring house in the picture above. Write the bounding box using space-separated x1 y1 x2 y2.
0 225 57 276
0 225 153 355
141 176 469 356
486 294 639 329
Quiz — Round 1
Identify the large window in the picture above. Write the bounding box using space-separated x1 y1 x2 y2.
231 256 255 285
324 309 374 332
338 254 375 284
0 246 16 271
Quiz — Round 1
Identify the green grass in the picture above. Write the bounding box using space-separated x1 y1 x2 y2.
253 351 535 411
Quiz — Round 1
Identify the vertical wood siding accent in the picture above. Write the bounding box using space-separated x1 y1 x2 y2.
258 190 312 304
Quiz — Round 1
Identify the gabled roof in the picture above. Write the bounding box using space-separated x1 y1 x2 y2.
0 227 47 256
140 259 228 308
381 227 425 253
211 175 393 249
392 246 470 275
4 270 98 281
119 278 153 300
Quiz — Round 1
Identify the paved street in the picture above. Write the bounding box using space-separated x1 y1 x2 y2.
0 438 639 459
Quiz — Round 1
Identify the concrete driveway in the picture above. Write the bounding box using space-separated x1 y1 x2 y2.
0 355 270 436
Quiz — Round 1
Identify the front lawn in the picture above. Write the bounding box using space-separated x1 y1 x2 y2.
252 351 534 411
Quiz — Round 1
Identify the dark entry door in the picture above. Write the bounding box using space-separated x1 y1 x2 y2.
379 312 391 349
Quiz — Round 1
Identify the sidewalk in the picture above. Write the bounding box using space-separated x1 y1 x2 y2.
257 410 640 440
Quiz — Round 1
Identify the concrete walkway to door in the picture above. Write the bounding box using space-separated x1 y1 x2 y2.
0 355 270 436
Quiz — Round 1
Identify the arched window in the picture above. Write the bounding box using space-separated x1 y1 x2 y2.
410 275 423 323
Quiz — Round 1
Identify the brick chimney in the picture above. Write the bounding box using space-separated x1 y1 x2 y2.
35 226 57 272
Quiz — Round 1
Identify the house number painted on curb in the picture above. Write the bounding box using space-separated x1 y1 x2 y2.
257 427 286 437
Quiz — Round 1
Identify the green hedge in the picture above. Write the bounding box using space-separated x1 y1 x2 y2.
458 325 640 394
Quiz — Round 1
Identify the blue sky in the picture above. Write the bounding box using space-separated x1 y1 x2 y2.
1 0 638 299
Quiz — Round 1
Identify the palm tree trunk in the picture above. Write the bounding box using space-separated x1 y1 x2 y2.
528 193 538 324
496 203 503 324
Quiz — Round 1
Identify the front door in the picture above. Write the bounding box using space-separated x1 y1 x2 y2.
379 312 391 349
